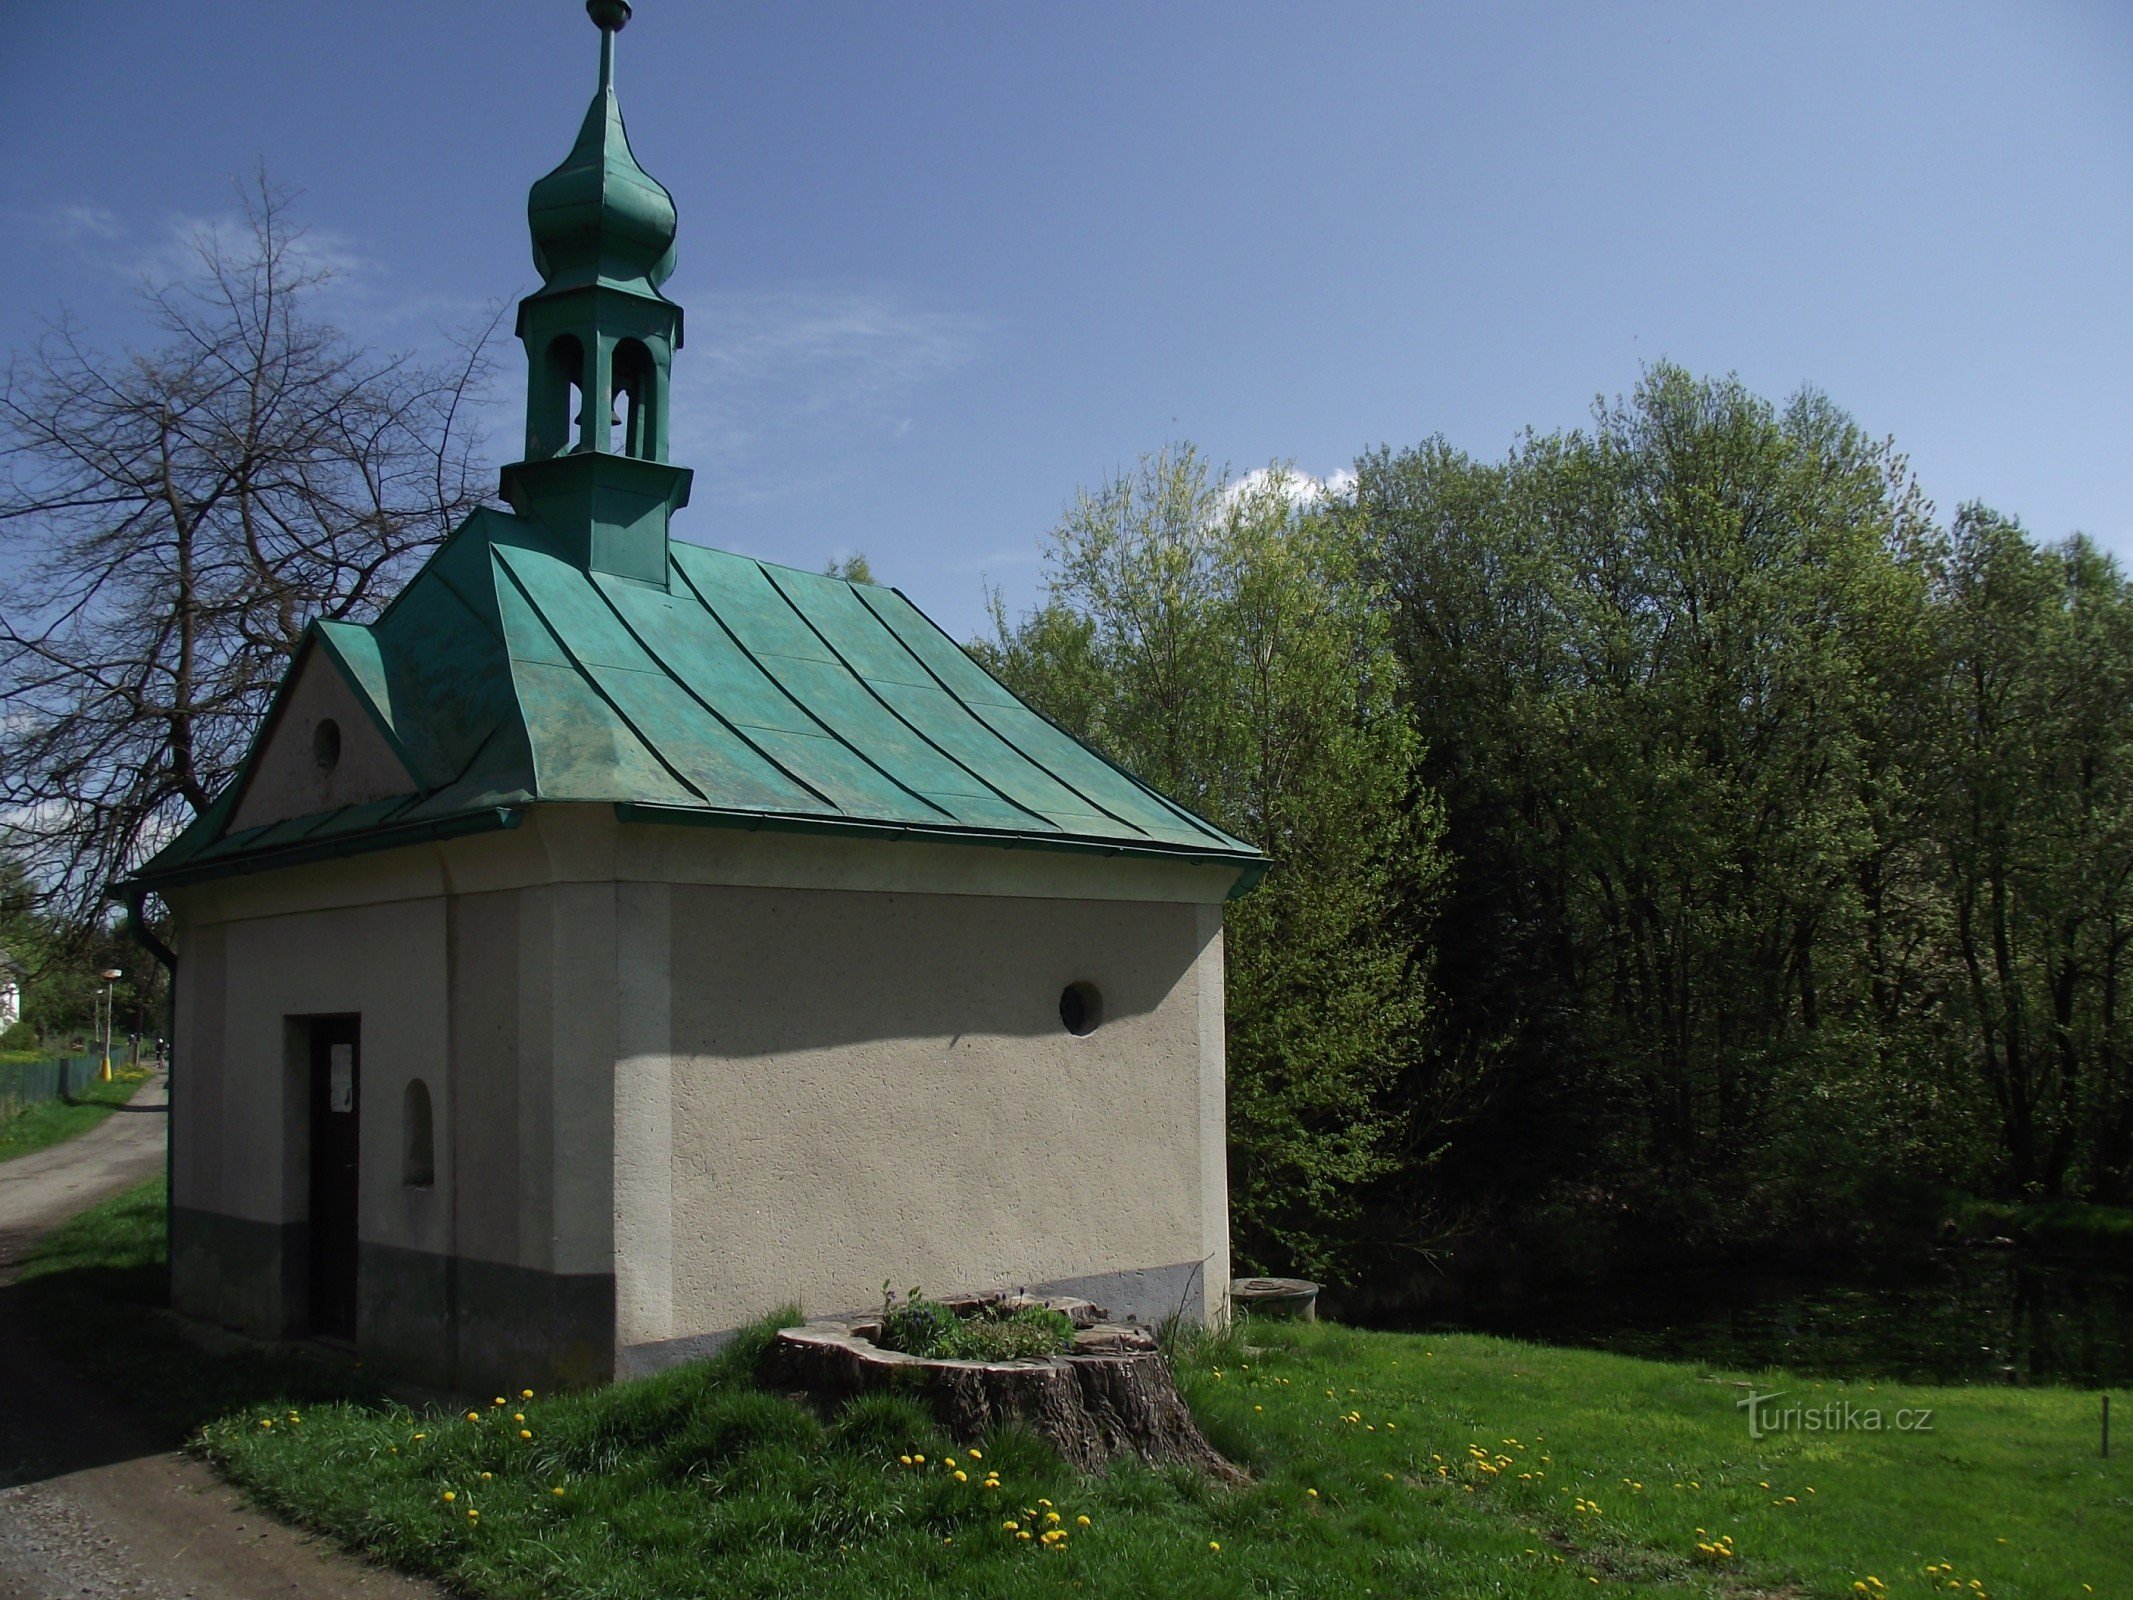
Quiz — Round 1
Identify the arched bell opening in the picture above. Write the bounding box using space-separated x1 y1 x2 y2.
611 337 659 460
527 334 586 459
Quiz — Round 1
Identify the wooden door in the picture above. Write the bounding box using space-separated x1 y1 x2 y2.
306 1016 360 1339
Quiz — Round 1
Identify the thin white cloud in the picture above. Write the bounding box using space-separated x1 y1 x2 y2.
669 287 990 504
48 202 121 244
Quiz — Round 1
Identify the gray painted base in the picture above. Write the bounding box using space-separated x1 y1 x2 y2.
616 1258 1212 1381
172 1208 306 1340
170 1208 614 1390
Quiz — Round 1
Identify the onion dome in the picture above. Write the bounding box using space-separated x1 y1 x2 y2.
527 1 677 295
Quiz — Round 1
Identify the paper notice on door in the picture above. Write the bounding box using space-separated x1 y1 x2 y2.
329 1043 354 1113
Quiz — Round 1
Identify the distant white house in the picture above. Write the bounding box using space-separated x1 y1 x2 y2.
0 950 23 1032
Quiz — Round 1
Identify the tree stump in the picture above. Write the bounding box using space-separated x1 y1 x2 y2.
769 1308 1244 1483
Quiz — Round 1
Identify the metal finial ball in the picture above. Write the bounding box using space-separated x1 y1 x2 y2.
587 0 632 32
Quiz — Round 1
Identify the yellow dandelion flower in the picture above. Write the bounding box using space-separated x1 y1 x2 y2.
467 1509 479 1522
521 1389 534 1400
519 1429 533 1440
944 1456 956 1467
442 1491 457 1503
954 1470 968 1483
912 1454 925 1464
1306 1488 1319 1498
480 1471 492 1481
1016 1530 1032 1541
899 1454 913 1466
494 1397 507 1407
967 1447 982 1459
1003 1520 1019 1532
551 1486 566 1497
1208 1541 1221 1553
513 1413 525 1424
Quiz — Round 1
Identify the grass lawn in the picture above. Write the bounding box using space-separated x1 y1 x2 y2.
22 1181 2132 1600
0 1067 149 1162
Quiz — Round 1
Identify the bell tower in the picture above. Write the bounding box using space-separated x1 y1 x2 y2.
498 0 692 587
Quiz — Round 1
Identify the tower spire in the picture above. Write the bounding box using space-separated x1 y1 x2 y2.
592 1 624 91
498 0 692 588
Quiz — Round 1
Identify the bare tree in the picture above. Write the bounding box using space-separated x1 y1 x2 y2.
0 177 500 928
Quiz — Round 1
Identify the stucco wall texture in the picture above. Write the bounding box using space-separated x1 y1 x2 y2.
166 807 1232 1388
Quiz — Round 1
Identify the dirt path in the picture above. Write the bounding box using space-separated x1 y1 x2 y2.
0 1075 444 1600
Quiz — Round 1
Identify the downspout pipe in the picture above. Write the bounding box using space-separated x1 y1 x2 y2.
117 882 177 1256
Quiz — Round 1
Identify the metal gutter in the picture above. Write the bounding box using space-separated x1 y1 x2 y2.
610 800 1270 896
121 805 527 894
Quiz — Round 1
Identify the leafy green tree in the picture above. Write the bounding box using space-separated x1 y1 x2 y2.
979 446 1443 1276
1361 366 1943 1250
1929 511 2133 1198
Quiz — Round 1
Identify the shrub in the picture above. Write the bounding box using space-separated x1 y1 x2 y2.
0 1021 39 1052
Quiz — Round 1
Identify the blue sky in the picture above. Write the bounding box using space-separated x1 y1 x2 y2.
3 1 2129 641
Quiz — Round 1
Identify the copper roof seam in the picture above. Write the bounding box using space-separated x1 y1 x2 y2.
666 551 958 824
757 564 1065 835
845 582 1162 843
575 566 841 812
493 556 714 806
874 585 1253 855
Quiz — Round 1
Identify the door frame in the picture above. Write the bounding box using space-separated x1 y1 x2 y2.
300 1013 362 1341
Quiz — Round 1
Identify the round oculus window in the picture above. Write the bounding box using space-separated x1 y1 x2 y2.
1059 981 1102 1037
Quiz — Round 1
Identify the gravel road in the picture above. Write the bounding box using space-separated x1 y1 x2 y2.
0 1075 444 1600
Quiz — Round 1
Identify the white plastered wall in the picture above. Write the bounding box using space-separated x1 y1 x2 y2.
171 893 452 1261
167 805 1238 1370
605 841 1233 1369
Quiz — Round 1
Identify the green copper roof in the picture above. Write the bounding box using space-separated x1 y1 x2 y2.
133 514 1264 890
127 4 1261 896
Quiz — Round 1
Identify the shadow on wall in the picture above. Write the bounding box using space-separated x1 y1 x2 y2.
418 882 1206 1060
658 886 1203 1057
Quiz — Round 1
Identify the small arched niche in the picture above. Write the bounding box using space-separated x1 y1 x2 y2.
402 1079 435 1188
311 717 342 776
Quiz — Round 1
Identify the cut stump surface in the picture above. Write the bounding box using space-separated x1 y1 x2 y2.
770 1309 1244 1483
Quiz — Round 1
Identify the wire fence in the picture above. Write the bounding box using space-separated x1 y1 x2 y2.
0 1055 108 1123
